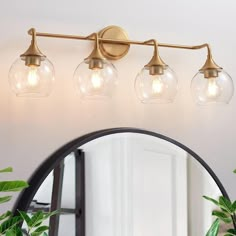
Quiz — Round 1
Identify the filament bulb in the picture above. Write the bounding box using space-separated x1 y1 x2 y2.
91 70 103 89
27 66 39 87
152 75 164 95
206 78 221 98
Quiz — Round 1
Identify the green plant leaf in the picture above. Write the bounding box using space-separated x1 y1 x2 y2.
0 196 12 204
31 226 49 236
5 226 23 236
212 210 232 223
5 229 16 236
206 218 220 236
232 200 236 212
28 211 44 228
18 210 31 227
0 211 12 221
0 181 28 192
233 169 236 174
43 232 48 236
0 167 13 173
203 196 219 206
219 196 233 213
226 228 236 235
0 216 22 234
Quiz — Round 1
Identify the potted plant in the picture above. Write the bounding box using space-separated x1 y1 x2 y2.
204 169 236 236
0 167 57 236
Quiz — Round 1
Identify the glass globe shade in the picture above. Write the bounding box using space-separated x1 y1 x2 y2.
191 70 234 105
134 66 178 103
9 58 55 97
73 59 118 99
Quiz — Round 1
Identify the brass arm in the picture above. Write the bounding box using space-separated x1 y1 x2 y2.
28 29 212 56
159 43 212 57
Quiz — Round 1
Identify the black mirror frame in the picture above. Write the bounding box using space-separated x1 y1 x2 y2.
13 127 230 214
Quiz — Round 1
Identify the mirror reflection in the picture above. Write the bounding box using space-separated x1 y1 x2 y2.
23 133 221 236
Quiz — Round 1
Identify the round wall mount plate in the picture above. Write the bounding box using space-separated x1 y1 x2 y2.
98 26 130 60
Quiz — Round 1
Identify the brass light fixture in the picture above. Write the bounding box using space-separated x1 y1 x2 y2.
135 39 178 103
73 32 118 99
9 25 234 104
9 28 55 97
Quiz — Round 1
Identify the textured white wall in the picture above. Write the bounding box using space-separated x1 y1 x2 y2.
1 0 236 212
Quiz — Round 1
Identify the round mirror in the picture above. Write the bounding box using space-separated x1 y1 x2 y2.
13 128 229 236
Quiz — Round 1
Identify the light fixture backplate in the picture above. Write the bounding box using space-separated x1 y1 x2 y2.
98 26 130 60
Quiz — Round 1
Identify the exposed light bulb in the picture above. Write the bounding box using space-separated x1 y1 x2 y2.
135 66 177 103
27 66 39 87
152 76 164 95
74 59 117 99
9 57 54 97
206 78 221 98
90 70 103 90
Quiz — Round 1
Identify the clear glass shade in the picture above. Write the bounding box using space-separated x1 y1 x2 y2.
73 59 118 99
9 58 55 97
191 70 234 105
134 66 178 103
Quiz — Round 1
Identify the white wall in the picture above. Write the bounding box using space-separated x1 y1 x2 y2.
1 0 236 213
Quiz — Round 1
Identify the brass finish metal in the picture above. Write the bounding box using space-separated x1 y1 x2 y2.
28 27 215 57
203 69 219 78
85 33 104 60
144 39 166 75
88 59 104 70
145 52 166 69
149 65 164 75
21 28 45 66
29 29 211 52
199 55 222 78
85 33 105 70
98 26 130 60
25 56 42 67
26 26 223 74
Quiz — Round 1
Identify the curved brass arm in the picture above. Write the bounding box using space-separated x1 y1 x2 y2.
159 42 212 58
21 28 45 66
27 28 214 63
144 39 159 55
85 33 104 59
142 39 166 75
84 32 105 69
28 28 211 55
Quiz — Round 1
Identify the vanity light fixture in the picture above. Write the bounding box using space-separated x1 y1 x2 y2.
73 32 118 99
9 28 55 97
8 26 234 104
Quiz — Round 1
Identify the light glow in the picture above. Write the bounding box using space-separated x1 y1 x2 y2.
91 70 103 90
27 67 39 87
152 76 164 95
206 78 221 98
